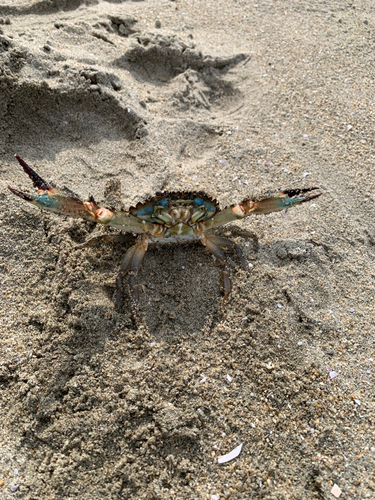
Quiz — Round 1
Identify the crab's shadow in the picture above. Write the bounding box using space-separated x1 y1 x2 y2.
101 226 256 336
124 229 333 337
49 221 333 342
129 243 223 337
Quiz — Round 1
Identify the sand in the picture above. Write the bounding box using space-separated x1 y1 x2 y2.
0 0 374 498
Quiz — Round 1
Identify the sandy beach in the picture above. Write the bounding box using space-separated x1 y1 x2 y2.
1 0 374 498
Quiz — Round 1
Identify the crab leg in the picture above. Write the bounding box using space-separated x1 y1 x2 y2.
8 155 146 234
201 187 321 229
205 236 247 269
201 235 232 302
115 239 148 308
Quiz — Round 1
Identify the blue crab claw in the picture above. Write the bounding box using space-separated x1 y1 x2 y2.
12 154 52 192
247 187 322 215
8 154 108 222
8 155 146 233
204 187 321 228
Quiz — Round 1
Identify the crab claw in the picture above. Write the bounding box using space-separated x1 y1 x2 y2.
8 154 53 202
8 155 111 222
8 155 147 233
204 187 321 229
13 154 53 191
282 187 321 203
245 186 322 215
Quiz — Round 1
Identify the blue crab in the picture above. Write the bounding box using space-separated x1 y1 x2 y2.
8 155 321 308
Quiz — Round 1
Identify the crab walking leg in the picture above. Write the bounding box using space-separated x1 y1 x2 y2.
8 155 146 234
128 240 149 304
115 239 148 308
76 233 134 249
116 245 137 308
205 236 247 269
202 187 321 229
201 235 232 301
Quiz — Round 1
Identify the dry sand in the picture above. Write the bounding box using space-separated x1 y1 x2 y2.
1 0 374 498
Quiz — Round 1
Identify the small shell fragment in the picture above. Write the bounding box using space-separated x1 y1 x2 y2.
331 483 342 498
227 374 232 382
218 443 243 464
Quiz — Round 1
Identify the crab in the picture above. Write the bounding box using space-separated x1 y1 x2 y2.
8 155 321 308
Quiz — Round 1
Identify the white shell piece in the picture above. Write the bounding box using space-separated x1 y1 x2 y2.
331 484 342 498
218 443 243 464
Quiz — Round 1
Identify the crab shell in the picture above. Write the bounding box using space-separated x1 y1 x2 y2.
127 192 219 242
